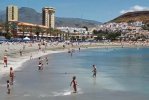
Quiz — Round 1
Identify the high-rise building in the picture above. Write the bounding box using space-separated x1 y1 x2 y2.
42 7 55 28
6 5 18 22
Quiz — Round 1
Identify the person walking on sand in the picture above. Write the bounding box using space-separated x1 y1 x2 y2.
30 53 33 59
6 80 11 94
10 67 14 85
3 55 8 67
70 76 78 93
92 65 97 78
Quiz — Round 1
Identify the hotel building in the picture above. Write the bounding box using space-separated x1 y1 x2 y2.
42 7 55 28
6 5 18 22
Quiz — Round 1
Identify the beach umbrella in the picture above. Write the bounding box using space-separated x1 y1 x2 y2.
23 37 30 40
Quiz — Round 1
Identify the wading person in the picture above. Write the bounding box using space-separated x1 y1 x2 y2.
10 67 14 85
92 65 97 78
70 76 78 93
6 80 10 94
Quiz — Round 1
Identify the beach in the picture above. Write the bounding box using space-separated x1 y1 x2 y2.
0 41 149 78
0 41 149 100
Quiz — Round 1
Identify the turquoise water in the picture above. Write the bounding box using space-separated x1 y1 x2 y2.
0 47 149 100
76 48 149 93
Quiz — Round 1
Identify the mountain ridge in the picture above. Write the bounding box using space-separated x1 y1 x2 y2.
111 11 149 23
0 7 101 28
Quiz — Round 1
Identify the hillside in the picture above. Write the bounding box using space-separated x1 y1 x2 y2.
0 7 101 28
111 11 149 24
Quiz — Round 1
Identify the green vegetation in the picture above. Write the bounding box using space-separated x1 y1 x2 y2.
93 30 121 41
5 32 13 39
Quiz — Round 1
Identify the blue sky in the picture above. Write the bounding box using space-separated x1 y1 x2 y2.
0 0 149 22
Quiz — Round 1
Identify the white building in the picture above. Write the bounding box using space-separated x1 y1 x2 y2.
57 27 88 34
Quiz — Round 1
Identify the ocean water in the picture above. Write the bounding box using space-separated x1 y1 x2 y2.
0 47 149 100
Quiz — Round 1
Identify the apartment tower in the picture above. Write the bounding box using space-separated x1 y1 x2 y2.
6 5 18 22
42 7 55 28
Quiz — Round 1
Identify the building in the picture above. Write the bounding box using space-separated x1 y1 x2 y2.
9 21 49 38
6 5 18 22
42 7 55 28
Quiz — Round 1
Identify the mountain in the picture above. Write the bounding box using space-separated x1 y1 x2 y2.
19 7 42 24
111 11 149 24
0 7 101 28
55 17 101 28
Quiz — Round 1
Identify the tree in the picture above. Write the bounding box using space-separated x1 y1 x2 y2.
105 31 121 41
96 34 103 41
35 26 42 40
142 24 149 30
82 26 88 31
82 36 86 41
20 25 27 39
5 32 13 39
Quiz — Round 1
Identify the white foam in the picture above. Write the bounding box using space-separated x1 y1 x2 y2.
52 88 83 96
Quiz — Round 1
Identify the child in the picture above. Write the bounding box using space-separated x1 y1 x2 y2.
7 80 10 94
70 76 78 93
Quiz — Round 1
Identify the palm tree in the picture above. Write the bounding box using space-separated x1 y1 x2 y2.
4 22 10 34
49 27 54 36
20 25 27 39
35 25 42 40
0 23 4 36
46 28 51 40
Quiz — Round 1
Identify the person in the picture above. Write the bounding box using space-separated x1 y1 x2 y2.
70 76 78 93
45 57 48 65
38 57 43 70
30 53 33 59
6 80 10 94
92 65 97 78
63 44 65 49
3 55 8 67
38 43 41 51
19 49 22 56
79 47 80 52
10 67 14 85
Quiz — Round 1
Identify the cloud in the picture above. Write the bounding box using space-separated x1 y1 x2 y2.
120 5 149 14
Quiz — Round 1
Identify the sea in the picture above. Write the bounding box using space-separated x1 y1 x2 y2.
0 47 149 100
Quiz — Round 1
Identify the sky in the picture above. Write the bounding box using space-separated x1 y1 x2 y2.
0 0 149 22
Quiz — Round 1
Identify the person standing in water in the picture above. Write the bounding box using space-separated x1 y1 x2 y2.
45 57 48 65
9 67 14 85
70 76 78 93
6 80 10 94
92 65 97 78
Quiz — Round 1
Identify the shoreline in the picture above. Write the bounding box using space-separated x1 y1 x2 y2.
0 41 149 79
